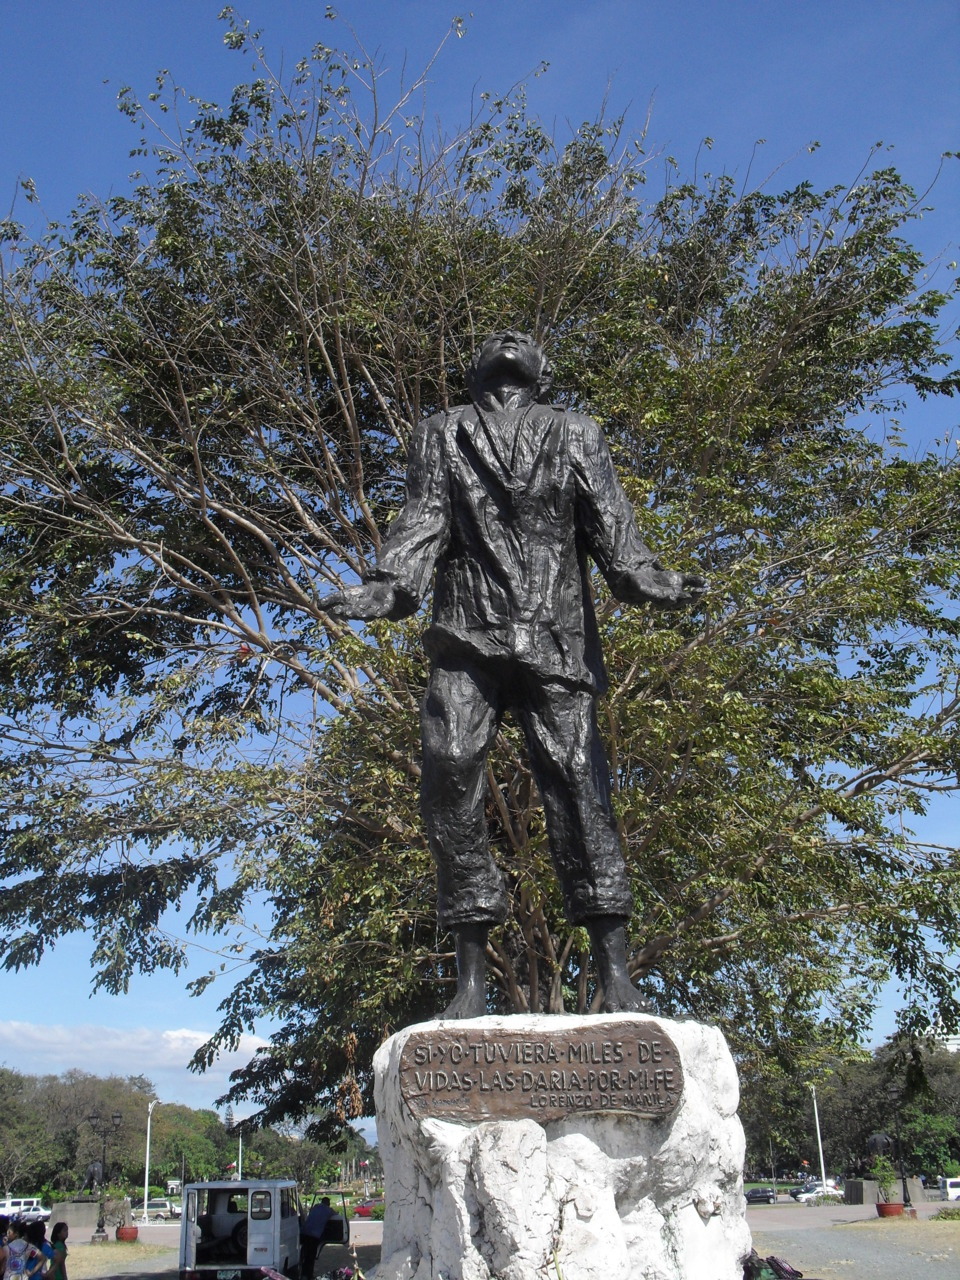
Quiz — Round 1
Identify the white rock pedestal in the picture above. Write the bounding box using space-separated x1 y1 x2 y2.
372 1014 750 1280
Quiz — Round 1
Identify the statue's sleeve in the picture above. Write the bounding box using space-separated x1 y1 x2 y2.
364 414 451 618
573 416 662 603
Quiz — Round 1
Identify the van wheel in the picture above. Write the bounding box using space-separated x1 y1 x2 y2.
287 1259 300 1279
231 1221 248 1256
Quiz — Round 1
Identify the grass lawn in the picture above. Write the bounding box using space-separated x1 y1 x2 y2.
63 1241 175 1278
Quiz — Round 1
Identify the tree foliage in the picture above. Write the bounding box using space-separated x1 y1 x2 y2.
0 1066 369 1195
741 1036 960 1178
1 12 959 1131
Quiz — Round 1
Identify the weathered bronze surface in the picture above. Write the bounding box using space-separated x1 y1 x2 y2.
321 330 706 1018
398 1020 683 1123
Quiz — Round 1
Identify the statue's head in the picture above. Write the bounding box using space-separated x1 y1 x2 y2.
466 330 554 403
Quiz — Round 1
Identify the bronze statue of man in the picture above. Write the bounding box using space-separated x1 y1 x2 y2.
322 331 705 1017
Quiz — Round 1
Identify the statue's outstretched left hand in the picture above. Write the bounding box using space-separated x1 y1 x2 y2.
318 580 397 621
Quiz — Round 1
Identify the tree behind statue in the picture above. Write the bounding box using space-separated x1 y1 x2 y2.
0 12 958 1132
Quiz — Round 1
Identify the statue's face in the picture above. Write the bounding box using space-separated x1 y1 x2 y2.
473 330 543 389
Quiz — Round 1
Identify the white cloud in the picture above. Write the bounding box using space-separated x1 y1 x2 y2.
0 1020 268 1115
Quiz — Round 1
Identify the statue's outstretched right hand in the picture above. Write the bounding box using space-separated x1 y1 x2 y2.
319 580 396 622
627 563 707 609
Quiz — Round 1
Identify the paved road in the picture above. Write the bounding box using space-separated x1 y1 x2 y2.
67 1204 959 1278
747 1195 945 1231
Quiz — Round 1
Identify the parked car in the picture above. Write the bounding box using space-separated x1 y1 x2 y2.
351 1197 384 1218
795 1183 842 1203
789 1178 838 1199
940 1176 960 1200
0 1197 50 1223
20 1204 52 1224
745 1187 777 1205
143 1198 182 1221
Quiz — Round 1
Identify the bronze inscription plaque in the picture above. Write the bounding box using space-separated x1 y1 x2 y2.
398 1020 683 1124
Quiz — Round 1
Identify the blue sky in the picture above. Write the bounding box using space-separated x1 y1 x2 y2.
1 1 958 1113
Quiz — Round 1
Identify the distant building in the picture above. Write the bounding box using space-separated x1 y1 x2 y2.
941 1034 960 1053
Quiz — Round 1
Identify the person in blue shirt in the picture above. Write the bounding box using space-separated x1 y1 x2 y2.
300 1198 334 1278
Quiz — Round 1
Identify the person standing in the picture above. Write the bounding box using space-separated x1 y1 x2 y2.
22 1224 46 1279
2 1221 38 1280
299 1197 333 1279
46 1225 68 1280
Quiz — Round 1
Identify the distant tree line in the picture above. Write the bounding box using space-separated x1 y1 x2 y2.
740 1037 960 1180
0 1067 372 1198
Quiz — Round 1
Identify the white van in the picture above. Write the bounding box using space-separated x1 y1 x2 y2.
0 1197 50 1222
940 1176 960 1200
179 1180 305 1280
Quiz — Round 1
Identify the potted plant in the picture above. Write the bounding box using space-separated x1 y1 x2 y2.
105 1196 139 1241
871 1155 903 1217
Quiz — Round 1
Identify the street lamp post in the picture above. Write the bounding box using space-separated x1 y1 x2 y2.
886 1084 912 1209
87 1111 123 1239
809 1085 828 1191
142 1100 160 1225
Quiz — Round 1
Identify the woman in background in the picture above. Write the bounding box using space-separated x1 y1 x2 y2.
46 1225 68 1280
23 1223 47 1278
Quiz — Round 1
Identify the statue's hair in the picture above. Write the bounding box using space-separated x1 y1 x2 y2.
466 332 554 403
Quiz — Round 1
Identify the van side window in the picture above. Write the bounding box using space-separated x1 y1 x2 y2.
251 1190 271 1220
280 1189 294 1218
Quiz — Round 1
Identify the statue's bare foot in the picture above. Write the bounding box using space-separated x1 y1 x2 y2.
441 982 486 1019
601 974 654 1015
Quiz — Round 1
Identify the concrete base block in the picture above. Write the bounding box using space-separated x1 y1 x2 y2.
50 1198 102 1237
